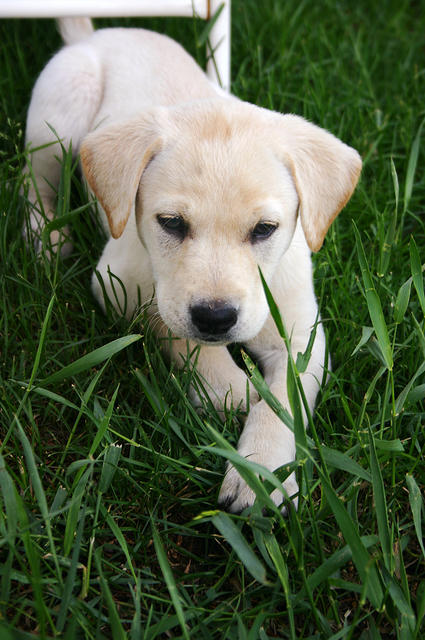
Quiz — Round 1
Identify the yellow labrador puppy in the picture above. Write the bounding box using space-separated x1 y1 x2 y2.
24 18 361 512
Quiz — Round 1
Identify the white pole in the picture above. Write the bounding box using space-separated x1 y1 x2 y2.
0 0 208 18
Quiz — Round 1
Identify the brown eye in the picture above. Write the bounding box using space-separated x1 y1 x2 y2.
251 222 278 242
157 214 187 240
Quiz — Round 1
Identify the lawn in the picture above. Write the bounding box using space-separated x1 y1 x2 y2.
0 0 425 638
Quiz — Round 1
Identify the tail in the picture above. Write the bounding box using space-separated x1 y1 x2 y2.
57 17 94 45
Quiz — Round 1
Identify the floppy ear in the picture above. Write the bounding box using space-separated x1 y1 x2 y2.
274 114 362 252
80 115 163 238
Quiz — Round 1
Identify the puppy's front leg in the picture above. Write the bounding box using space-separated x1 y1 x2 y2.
218 323 325 513
167 338 259 414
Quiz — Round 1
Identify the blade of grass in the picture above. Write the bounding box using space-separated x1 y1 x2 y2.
394 361 425 415
378 204 397 277
27 294 55 391
381 566 416 633
351 326 374 357
405 474 425 559
130 575 142 640
263 533 295 638
63 466 92 557
0 452 18 545
394 277 412 324
409 237 425 318
294 535 378 601
19 384 80 412
134 370 193 450
59 360 110 469
391 157 400 214
15 417 62 584
211 511 269 585
15 482 54 635
100 502 137 583
258 269 309 455
2 295 57 449
367 426 392 571
151 522 190 640
41 334 142 386
89 385 120 458
415 581 425 636
56 502 87 632
319 473 384 609
197 2 224 46
295 316 319 373
403 118 424 214
241 350 294 433
321 446 371 482
94 548 127 640
98 444 122 494
374 439 404 453
354 223 393 370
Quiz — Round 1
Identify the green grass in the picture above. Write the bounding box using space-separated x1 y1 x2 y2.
1 0 425 637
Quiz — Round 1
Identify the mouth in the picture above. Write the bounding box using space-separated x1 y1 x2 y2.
192 332 232 345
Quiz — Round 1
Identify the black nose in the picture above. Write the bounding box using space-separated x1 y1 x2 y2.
190 301 238 336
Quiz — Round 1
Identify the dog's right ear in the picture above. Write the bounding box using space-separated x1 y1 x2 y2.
80 115 163 238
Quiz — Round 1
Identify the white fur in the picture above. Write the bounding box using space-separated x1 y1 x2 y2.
24 18 362 512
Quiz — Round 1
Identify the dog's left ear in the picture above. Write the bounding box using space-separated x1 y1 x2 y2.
80 113 163 239
273 114 362 251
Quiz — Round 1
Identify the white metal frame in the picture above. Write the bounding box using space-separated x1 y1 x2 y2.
0 0 231 90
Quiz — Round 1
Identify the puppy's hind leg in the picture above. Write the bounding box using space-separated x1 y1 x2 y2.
23 42 102 255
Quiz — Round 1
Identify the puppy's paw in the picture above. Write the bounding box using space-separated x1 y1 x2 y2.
218 463 299 514
217 398 299 513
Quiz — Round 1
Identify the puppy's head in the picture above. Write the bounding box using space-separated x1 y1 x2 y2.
81 100 361 344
